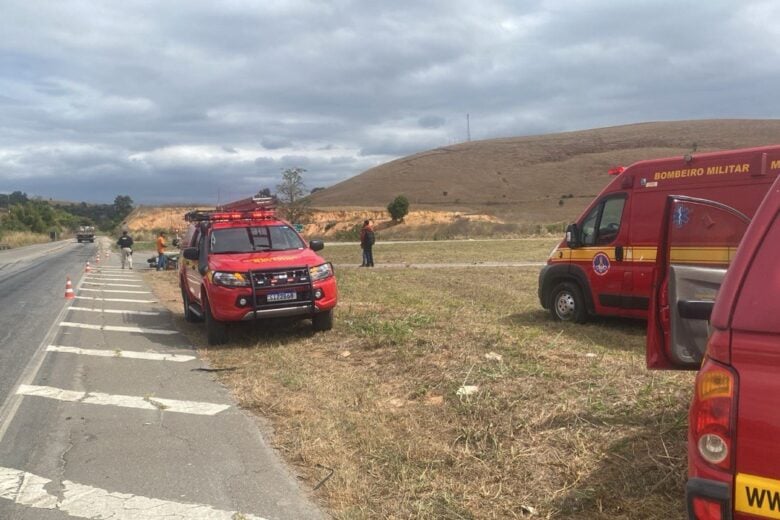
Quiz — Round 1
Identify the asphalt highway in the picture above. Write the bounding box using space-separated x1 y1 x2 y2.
0 240 90 409
0 238 322 519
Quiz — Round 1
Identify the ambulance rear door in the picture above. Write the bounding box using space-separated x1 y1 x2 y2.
646 195 749 369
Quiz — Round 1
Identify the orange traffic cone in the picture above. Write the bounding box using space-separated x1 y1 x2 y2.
64 277 75 299
85 261 91 273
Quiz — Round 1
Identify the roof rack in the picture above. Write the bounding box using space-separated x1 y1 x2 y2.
217 193 277 211
185 192 278 223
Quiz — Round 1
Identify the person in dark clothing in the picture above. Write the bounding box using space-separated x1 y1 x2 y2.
359 220 375 267
117 230 134 269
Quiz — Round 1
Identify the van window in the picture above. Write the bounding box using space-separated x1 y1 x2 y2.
580 195 626 246
597 198 626 245
732 214 780 334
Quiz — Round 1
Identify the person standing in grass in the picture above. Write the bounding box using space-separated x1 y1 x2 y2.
359 219 375 267
156 231 167 271
117 230 134 269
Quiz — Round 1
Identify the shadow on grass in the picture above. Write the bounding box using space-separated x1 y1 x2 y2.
504 310 647 352
213 317 320 349
549 406 689 519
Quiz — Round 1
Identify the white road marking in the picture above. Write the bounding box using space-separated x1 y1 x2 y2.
74 296 157 303
83 282 143 288
80 288 151 294
47 345 195 362
59 322 177 335
85 275 140 279
16 385 230 415
68 307 160 316
0 466 266 519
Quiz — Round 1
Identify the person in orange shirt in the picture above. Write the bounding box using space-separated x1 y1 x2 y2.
156 231 167 271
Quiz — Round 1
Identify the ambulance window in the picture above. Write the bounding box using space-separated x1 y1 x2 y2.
581 206 599 246
596 197 626 245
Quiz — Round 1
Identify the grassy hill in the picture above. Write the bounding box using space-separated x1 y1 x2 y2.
310 119 780 223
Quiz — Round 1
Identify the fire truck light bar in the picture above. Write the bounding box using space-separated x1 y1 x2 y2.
608 166 625 175
184 209 276 222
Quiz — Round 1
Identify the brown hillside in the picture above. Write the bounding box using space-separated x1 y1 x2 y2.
310 119 780 222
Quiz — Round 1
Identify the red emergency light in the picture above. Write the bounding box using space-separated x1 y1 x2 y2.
608 166 625 175
184 208 276 222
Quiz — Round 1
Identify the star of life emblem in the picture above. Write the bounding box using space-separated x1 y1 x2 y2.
593 252 610 276
673 204 690 229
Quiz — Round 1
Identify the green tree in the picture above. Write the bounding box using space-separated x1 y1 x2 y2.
113 195 134 220
276 167 311 223
9 191 28 205
387 195 410 222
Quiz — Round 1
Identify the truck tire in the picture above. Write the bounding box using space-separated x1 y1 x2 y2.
549 282 587 323
312 309 333 332
204 296 228 345
181 287 203 323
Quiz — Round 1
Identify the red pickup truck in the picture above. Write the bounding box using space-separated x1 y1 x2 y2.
178 196 337 345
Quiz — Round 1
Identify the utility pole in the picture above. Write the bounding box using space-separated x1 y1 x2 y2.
466 113 471 142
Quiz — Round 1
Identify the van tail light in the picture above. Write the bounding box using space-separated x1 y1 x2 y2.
691 496 724 519
691 356 738 472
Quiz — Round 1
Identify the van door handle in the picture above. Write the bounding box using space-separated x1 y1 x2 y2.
615 246 624 262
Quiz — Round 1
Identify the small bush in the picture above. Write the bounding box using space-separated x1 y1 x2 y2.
387 195 410 222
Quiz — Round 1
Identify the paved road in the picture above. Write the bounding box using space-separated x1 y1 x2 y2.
0 238 322 519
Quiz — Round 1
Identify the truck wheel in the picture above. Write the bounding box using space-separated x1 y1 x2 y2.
181 287 202 323
312 309 333 332
204 296 228 345
549 282 587 323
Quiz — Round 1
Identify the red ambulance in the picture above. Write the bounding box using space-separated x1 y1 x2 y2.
538 145 780 323
646 172 780 519
179 195 337 345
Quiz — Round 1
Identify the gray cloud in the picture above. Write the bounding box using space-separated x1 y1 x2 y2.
2 0 780 203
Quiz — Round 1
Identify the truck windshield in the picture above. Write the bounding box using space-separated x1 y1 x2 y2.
210 226 305 253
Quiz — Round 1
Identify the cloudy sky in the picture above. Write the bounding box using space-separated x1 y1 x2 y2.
2 0 780 204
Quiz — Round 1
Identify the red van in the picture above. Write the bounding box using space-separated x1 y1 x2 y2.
538 145 780 323
646 175 780 519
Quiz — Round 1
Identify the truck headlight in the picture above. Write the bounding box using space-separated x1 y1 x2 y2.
309 263 333 282
212 271 250 287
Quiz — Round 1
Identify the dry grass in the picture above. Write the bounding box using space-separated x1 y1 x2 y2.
0 231 53 248
311 119 780 223
321 238 559 265
145 243 693 519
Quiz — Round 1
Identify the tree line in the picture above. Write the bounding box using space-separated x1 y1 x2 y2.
0 191 134 236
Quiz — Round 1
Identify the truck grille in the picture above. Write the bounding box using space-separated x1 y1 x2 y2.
250 267 310 288
241 266 314 317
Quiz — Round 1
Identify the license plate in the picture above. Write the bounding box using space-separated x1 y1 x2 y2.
267 291 297 303
736 473 780 518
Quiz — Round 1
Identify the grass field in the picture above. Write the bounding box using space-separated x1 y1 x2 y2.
321 238 557 265
146 239 693 519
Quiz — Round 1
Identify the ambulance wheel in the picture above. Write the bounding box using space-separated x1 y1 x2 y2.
312 309 333 332
204 295 228 345
550 282 587 323
181 286 202 323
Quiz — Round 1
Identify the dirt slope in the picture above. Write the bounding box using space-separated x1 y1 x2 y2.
310 119 780 222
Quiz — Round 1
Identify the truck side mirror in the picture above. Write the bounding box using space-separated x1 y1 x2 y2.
566 223 580 248
310 239 324 252
182 247 199 261
198 236 209 275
